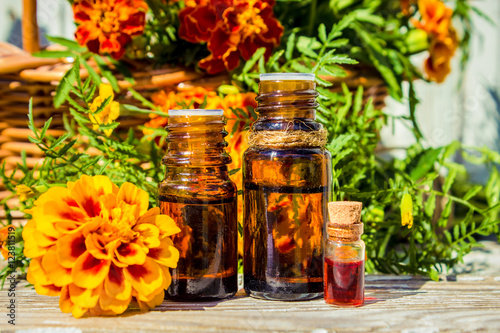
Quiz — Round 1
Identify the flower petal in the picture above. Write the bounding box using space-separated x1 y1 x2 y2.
99 289 131 314
104 264 132 301
117 182 149 216
34 283 62 297
57 230 87 268
27 257 52 286
42 245 73 287
154 214 181 237
148 237 179 269
69 283 102 308
124 257 164 297
72 251 111 289
134 223 160 248
70 175 118 217
115 241 147 266
23 220 49 258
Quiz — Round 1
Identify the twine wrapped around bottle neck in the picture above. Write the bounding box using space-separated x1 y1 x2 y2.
247 127 328 149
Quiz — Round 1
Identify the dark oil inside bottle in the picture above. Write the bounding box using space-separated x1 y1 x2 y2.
244 174 328 300
324 257 365 306
160 195 238 300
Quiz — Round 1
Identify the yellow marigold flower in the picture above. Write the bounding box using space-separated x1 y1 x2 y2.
22 175 180 318
89 84 120 137
16 185 35 202
401 193 414 229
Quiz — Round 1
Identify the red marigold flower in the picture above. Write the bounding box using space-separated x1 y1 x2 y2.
179 0 284 74
73 0 148 60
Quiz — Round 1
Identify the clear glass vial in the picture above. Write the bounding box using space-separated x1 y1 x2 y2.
324 201 365 306
159 109 238 300
243 73 332 300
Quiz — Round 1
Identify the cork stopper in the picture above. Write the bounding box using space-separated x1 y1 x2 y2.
327 201 363 240
328 201 362 225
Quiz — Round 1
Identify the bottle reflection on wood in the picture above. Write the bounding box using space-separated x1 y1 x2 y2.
159 109 238 300
244 74 331 300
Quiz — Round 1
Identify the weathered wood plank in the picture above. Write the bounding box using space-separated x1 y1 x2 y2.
1 275 499 332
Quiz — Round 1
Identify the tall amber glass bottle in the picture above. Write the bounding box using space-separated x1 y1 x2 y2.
159 109 238 300
243 73 332 300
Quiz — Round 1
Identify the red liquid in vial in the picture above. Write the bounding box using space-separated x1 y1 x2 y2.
324 257 364 306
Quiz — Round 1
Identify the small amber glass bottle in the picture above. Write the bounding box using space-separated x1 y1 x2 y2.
324 201 365 306
159 109 238 300
244 73 332 300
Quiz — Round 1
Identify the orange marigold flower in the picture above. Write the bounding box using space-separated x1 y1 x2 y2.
0 225 14 260
22 176 180 318
179 0 284 74
73 0 148 60
413 0 453 40
144 87 225 132
425 29 458 83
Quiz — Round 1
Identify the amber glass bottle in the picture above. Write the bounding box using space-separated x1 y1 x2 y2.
159 109 238 300
243 73 332 300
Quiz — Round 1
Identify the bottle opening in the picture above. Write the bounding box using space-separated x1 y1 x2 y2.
168 109 224 116
260 73 316 81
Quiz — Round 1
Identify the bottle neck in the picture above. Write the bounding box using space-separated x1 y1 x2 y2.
255 80 318 121
328 235 362 243
327 223 364 242
164 166 230 181
163 115 232 166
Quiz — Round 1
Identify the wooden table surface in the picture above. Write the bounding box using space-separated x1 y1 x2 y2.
1 275 499 332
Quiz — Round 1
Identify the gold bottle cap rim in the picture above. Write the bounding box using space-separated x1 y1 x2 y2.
168 109 223 116
260 73 315 81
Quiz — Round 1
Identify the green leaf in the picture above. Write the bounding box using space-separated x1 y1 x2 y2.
40 118 53 139
285 33 296 61
453 224 460 240
81 57 102 85
32 50 75 58
229 168 241 176
318 24 327 43
54 62 78 108
424 193 436 218
444 230 452 244
326 38 349 48
443 168 457 194
243 47 266 73
463 185 482 201
93 55 119 92
58 139 77 156
429 268 439 281
46 35 87 52
328 13 356 41
296 36 320 58
410 148 442 181
290 62 311 74
266 50 284 71
122 104 168 117
91 96 112 115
